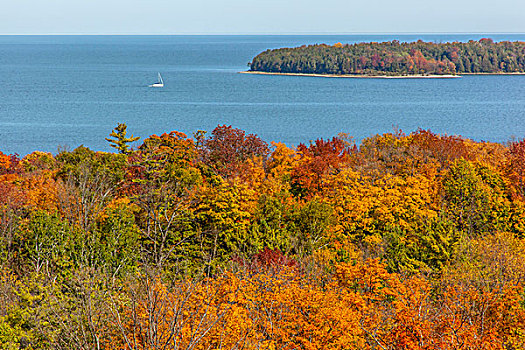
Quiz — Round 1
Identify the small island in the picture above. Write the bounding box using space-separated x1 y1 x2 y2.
246 38 525 77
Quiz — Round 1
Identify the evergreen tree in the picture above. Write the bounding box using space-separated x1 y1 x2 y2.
105 123 140 155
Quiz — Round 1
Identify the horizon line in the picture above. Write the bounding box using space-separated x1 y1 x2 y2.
1 31 525 36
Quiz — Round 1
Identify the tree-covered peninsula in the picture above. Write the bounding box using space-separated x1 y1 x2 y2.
249 38 525 76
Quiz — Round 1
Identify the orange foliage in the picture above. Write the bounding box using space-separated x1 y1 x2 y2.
107 256 525 349
111 268 366 350
292 135 355 196
0 151 11 172
505 139 525 200
19 171 59 211
5 126 525 348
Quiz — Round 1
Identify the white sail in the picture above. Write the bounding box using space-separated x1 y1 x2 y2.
149 72 164 87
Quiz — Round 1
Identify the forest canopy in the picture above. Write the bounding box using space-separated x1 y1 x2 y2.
2 124 525 349
249 38 525 76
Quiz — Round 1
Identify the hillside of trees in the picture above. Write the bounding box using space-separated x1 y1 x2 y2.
249 38 525 76
2 124 525 348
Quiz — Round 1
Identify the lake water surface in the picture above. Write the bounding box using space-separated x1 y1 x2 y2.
0 34 524 155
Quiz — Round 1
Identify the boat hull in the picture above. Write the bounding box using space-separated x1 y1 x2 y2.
149 83 164 88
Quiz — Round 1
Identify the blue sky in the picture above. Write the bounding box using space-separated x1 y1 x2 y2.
1 0 524 34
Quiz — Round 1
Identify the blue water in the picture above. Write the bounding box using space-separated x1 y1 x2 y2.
1 34 524 155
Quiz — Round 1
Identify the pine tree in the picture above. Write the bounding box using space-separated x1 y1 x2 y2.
106 123 140 155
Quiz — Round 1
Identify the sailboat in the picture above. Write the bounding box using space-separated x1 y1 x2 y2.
149 73 164 87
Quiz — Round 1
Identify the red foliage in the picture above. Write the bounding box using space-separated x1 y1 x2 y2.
232 248 299 274
0 152 21 175
201 125 269 178
291 136 355 195
251 247 298 270
410 129 471 167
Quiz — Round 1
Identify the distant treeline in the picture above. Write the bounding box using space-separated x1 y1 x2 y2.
249 38 525 76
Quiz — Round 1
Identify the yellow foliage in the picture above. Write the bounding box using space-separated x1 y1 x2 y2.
267 141 299 181
324 169 439 238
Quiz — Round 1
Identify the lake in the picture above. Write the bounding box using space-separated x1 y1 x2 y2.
0 34 524 155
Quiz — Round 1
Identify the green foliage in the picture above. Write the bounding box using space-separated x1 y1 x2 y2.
17 211 77 275
442 160 511 236
289 198 334 256
21 151 56 173
248 193 296 254
16 207 139 278
94 201 140 274
250 39 525 76
383 216 459 273
56 145 128 186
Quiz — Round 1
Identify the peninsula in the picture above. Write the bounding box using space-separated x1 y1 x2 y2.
247 39 525 77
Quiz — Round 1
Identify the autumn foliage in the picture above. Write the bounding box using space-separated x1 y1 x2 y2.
250 39 525 76
2 125 525 349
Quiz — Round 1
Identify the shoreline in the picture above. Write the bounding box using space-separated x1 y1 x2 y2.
240 71 525 79
240 71 461 79
461 72 525 75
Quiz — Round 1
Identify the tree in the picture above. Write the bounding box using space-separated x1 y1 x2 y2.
505 138 525 200
127 131 202 270
291 135 354 197
442 160 511 236
201 125 269 179
106 123 140 155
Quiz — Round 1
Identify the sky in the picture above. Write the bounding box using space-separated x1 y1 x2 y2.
1 0 524 34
